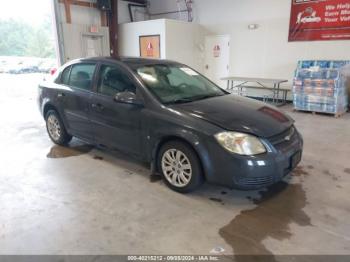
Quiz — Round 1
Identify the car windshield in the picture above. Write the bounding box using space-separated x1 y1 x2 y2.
134 64 227 104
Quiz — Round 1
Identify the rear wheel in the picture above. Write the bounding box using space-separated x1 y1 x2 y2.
45 110 72 145
158 141 204 193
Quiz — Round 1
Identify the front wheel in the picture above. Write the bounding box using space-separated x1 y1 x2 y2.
45 110 72 145
158 141 204 193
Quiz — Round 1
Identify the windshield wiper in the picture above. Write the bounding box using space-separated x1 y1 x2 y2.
192 94 221 100
166 93 225 105
166 97 196 104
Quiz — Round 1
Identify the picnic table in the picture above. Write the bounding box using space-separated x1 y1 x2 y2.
221 76 290 106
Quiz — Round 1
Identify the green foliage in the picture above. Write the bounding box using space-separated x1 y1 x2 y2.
0 16 56 58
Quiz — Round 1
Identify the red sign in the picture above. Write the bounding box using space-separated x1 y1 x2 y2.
90 25 99 33
213 45 221 58
289 0 350 42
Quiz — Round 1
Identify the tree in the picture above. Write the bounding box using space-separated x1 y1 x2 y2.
0 16 56 58
0 19 32 56
25 16 56 58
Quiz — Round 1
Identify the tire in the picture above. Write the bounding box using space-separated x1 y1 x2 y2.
157 141 204 193
45 109 72 145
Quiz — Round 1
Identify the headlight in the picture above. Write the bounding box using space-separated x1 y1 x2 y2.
215 132 266 155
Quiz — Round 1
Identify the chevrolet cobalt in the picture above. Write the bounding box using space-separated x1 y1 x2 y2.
38 57 303 193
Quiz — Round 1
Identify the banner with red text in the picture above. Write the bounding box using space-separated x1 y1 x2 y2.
289 0 350 42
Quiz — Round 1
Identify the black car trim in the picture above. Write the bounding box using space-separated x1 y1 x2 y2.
65 111 90 121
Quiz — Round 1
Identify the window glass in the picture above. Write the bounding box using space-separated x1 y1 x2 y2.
60 66 71 85
68 63 96 90
97 65 136 96
135 64 226 104
167 67 206 90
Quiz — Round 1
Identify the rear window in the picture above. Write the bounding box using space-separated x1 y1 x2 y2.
60 66 71 85
68 63 96 91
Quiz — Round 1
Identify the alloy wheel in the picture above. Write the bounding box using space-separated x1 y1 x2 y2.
161 149 192 187
47 114 62 141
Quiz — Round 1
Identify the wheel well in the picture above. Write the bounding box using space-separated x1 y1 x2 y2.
154 136 206 180
43 104 57 119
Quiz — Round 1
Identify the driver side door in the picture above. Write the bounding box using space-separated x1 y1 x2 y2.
89 63 143 156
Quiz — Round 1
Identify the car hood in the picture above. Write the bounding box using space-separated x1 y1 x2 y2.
171 94 294 138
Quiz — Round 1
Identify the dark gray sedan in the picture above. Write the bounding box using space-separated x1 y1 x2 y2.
38 57 303 193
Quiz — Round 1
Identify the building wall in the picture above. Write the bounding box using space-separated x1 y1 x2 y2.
148 0 350 87
164 19 206 73
61 23 110 61
118 19 206 73
55 0 120 63
57 0 134 25
54 0 149 64
118 19 167 59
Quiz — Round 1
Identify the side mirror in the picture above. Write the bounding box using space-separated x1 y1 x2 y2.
114 91 143 106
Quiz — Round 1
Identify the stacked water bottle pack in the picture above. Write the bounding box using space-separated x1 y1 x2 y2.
293 60 349 117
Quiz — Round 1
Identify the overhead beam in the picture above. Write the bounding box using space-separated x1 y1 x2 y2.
58 0 116 55
59 0 102 24
59 0 97 8
63 0 72 24
100 10 107 27
122 0 147 4
70 0 97 8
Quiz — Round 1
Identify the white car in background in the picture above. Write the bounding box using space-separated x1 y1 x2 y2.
1 63 21 74
38 60 57 73
0 57 57 74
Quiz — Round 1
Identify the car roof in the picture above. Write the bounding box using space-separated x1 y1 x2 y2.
71 56 180 69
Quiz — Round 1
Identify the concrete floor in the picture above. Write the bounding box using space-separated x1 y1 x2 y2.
0 73 350 256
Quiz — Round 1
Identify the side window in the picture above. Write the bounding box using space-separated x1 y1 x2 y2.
60 66 71 85
97 65 136 97
68 63 96 90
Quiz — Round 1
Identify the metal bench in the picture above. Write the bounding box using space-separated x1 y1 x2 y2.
221 77 290 106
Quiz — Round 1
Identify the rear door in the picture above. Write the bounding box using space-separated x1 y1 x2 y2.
57 63 96 141
89 63 143 156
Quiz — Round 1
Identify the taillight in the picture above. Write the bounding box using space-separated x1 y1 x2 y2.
50 68 57 75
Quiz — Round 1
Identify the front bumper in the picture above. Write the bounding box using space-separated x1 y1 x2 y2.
203 127 303 190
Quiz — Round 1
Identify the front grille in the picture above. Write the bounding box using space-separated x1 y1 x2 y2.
236 176 274 187
268 126 296 146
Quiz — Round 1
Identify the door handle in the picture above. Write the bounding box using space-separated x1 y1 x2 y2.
57 93 66 98
91 103 104 111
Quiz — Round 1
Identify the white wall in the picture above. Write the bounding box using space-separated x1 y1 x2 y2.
164 19 206 73
148 0 350 91
118 19 167 58
54 0 147 63
118 19 206 72
195 0 350 84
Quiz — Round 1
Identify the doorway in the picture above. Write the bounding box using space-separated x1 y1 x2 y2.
82 34 104 57
204 35 230 88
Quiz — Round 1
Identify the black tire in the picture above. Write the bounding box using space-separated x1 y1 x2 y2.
45 109 72 145
157 140 204 193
